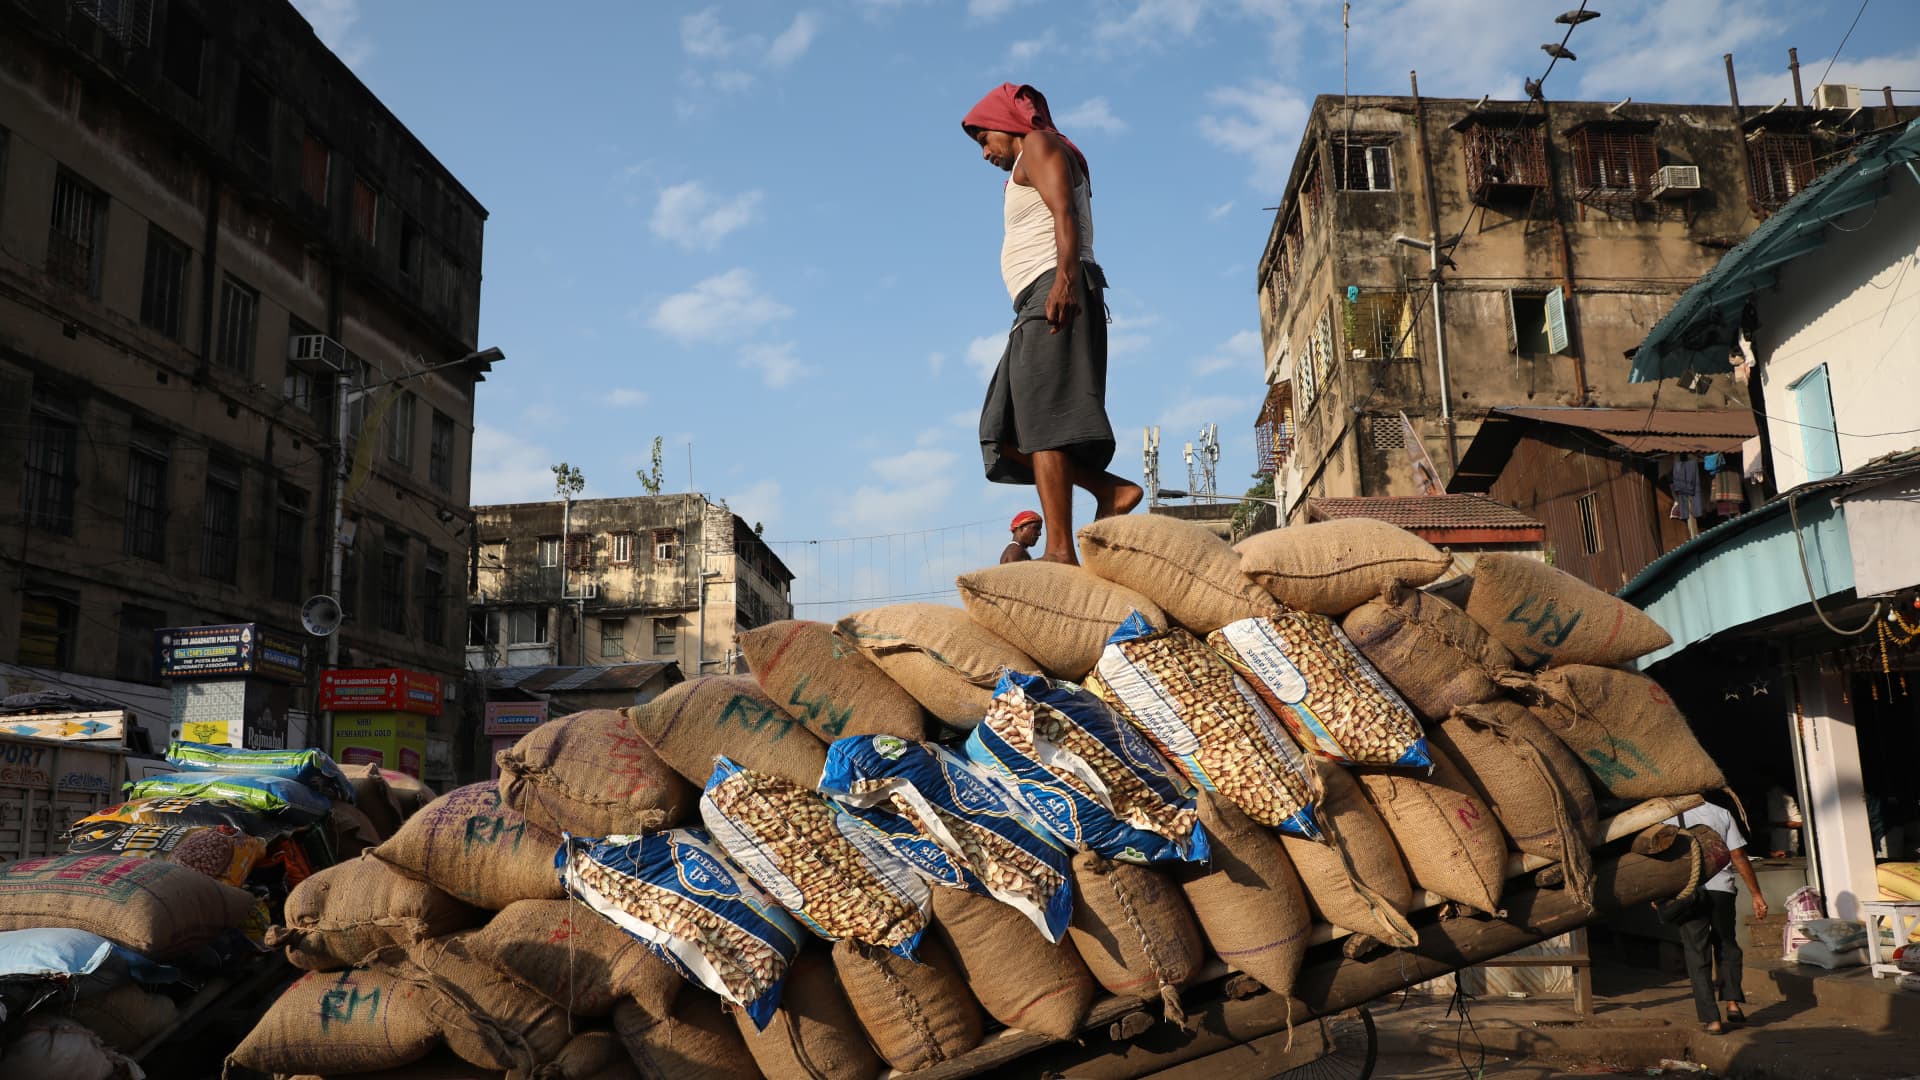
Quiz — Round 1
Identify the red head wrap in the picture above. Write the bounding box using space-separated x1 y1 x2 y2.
962 83 1090 182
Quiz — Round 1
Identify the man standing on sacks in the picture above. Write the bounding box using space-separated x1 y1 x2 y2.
964 83 1141 564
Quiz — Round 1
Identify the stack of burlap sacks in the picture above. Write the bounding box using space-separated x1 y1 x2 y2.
228 513 1727 1080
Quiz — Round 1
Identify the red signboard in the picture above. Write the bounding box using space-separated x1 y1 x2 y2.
319 668 442 715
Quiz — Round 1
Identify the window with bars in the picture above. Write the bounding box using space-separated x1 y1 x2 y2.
200 458 240 582
537 537 560 568
124 429 168 561
386 391 416 468
601 619 625 659
429 410 454 491
1367 415 1408 452
1331 138 1394 191
1568 126 1659 197
351 176 379 245
18 593 77 668
1254 382 1294 476
422 548 447 646
140 225 189 340
380 532 409 633
509 608 548 645
1576 492 1603 555
654 528 680 562
1459 119 1549 202
566 533 592 571
1748 133 1817 213
74 0 154 47
24 396 78 536
653 617 677 656
48 169 107 295
273 484 306 603
1300 158 1325 227
301 131 330 205
1347 291 1415 359
215 276 258 374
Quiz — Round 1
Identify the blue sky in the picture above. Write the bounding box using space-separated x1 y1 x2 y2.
291 0 1920 618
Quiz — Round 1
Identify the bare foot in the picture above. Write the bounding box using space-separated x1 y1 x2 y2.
1039 550 1080 566
1094 478 1146 519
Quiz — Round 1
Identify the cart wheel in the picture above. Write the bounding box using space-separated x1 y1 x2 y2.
1273 1006 1376 1080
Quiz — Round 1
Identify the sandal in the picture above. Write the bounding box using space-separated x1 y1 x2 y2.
1725 1006 1747 1025
1702 1021 1728 1036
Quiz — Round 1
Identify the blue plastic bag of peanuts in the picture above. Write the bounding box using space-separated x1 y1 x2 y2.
965 669 1209 865
556 828 804 1031
820 735 1074 942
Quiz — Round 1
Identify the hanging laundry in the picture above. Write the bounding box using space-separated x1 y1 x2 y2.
1670 456 1707 519
1712 463 1743 516
1704 452 1723 473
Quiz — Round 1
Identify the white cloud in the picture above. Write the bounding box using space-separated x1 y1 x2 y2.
1193 329 1261 377
649 182 764 249
969 0 1026 19
608 388 650 407
1199 79 1310 193
288 0 371 67
649 269 793 344
1109 311 1159 357
729 479 784 533
739 342 814 388
1155 394 1248 434
835 448 963 533
470 424 563 504
1208 201 1234 221
1009 32 1056 63
926 351 947 376
1096 0 1207 48
1059 97 1127 135
767 12 820 67
681 9 735 59
965 335 1005 380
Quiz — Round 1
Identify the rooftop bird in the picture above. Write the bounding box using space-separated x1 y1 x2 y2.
1541 43 1577 60
1525 77 1545 101
1555 8 1601 24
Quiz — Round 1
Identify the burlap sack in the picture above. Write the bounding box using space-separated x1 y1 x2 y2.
1511 665 1727 799
1433 700 1600 907
1466 553 1672 669
835 604 1037 728
372 783 565 910
625 675 828 789
832 936 984 1071
1077 514 1282 634
740 621 929 741
1354 743 1508 914
1067 853 1205 1022
327 799 385 860
281 1049 508 1079
65 983 177 1052
1181 794 1310 999
1278 762 1418 948
615 994 759 1080
1237 518 1451 615
0 854 256 959
931 885 1095 1040
228 967 440 1075
383 770 439 817
270 856 483 971
397 934 573 1073
1341 584 1518 721
507 1030 641 1080
734 948 882 1080
341 763 406 840
496 708 695 837
956 562 1167 680
465 899 682 1018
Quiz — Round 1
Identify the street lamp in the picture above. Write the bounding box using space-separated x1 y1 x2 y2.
1391 233 1458 470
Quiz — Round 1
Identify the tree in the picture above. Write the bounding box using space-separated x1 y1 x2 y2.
551 462 585 501
636 436 665 496
1230 473 1276 541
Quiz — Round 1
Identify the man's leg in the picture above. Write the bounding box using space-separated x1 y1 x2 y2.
1029 450 1080 563
1676 914 1723 1027
1709 891 1747 1014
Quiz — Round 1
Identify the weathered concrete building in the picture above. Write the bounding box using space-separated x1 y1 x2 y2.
0 0 494 747
469 494 795 679
1253 90 1917 524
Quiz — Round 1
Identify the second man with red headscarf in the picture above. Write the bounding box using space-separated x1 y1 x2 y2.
963 83 1141 564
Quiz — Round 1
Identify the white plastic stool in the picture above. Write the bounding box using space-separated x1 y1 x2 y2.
1859 899 1920 978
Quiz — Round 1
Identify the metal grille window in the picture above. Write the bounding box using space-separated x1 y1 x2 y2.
18 593 76 668
601 619 625 659
1576 492 1603 555
429 410 454 491
351 176 379 245
421 548 447 646
215 276 258 374
566 533 592 571
140 225 189 340
1347 292 1415 359
653 617 676 656
1299 159 1325 227
1749 132 1816 213
73 0 153 46
24 396 78 535
200 458 241 582
1459 118 1549 202
380 532 409 633
1331 138 1394 191
48 169 107 295
1367 415 1407 452
386 391 416 467
611 532 634 564
272 484 305 603
301 131 330 204
1254 382 1293 476
1568 125 1658 197
124 429 168 561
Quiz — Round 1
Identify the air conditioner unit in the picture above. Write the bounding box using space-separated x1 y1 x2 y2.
1650 164 1701 199
1814 83 1861 111
288 333 346 369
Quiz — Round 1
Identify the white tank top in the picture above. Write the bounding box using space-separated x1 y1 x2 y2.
1000 151 1096 301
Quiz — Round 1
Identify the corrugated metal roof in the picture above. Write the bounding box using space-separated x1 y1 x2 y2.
1306 494 1543 531
1451 408 1757 493
1489 407 1757 438
1630 119 1920 384
483 661 679 693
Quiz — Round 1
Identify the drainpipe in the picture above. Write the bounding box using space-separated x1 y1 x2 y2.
1789 48 1804 108
1534 99 1589 403
321 363 350 751
1410 71 1457 473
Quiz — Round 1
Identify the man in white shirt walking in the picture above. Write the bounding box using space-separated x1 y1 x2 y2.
1666 799 1768 1034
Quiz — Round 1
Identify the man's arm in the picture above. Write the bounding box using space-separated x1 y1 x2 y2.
1013 132 1082 334
1730 846 1769 919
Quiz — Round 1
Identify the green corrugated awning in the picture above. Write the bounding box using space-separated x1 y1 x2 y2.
1629 119 1920 384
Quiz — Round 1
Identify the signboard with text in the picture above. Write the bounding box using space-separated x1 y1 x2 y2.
484 700 549 736
331 711 427 777
319 669 442 715
157 624 306 683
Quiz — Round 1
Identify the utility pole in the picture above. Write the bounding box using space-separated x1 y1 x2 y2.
551 463 586 666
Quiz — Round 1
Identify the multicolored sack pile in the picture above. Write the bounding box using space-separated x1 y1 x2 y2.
0 742 427 1071
221 515 1725 1079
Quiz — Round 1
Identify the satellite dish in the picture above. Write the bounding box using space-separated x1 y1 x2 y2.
301 595 343 637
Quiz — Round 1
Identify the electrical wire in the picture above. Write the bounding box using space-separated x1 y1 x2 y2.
1815 0 1872 91
1788 491 1883 635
